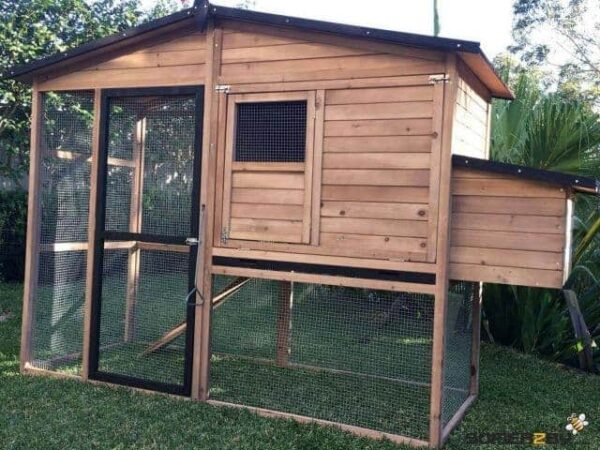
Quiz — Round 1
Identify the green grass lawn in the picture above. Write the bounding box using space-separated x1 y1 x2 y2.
1 281 600 449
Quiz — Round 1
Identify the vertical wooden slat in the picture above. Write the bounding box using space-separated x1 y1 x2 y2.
310 89 325 245
212 92 228 247
426 81 445 262
301 91 316 244
483 102 492 160
192 22 223 401
20 85 43 373
276 281 293 366
219 94 237 240
562 195 574 285
82 89 102 379
469 282 482 395
429 53 459 449
124 117 146 342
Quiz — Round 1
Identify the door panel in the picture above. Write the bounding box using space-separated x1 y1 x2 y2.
90 87 203 395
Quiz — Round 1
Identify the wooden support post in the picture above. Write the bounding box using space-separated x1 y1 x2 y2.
192 22 223 401
276 281 293 366
429 53 459 449
469 282 482 395
20 85 43 373
82 89 102 379
124 117 146 342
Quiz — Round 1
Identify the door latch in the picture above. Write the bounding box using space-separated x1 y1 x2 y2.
186 237 199 246
221 227 229 244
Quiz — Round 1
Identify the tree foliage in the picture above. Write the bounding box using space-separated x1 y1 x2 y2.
0 0 170 187
511 0 600 105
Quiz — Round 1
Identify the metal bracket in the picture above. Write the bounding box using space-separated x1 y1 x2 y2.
429 74 450 84
215 84 230 93
221 227 229 244
185 288 206 307
186 237 199 246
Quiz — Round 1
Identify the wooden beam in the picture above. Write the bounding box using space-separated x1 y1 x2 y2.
429 53 459 449
440 394 477 446
82 89 102 379
192 22 223 402
469 283 482 395
207 400 430 448
20 86 43 373
311 89 325 245
276 281 293 366
125 117 146 343
211 265 436 295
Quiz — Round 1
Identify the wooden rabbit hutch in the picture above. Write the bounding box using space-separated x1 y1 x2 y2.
7 1 599 447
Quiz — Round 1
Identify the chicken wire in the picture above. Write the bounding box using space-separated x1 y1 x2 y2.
95 248 191 388
30 91 94 374
441 281 477 426
210 276 434 440
234 101 307 162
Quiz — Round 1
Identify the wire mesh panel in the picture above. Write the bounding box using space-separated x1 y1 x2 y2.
30 91 94 374
234 101 307 162
210 276 434 440
96 248 190 388
441 281 477 426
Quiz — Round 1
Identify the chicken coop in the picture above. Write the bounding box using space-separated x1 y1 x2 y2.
6 1 599 448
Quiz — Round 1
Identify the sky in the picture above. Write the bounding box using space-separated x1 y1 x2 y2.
143 0 515 60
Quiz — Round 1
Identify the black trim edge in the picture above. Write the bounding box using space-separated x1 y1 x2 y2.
452 155 599 194
212 256 436 285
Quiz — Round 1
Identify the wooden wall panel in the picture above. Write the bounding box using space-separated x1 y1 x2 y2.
449 168 569 288
451 75 489 158
38 30 206 91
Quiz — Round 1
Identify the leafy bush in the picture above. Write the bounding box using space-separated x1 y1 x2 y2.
0 190 27 282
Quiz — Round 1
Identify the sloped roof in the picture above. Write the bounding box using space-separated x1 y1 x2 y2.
3 0 512 99
452 155 600 195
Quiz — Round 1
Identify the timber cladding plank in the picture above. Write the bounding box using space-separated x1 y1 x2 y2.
222 30 306 49
230 218 303 244
222 43 372 63
449 263 563 289
450 246 563 271
452 229 564 253
452 212 564 234
321 217 428 238
231 203 304 221
326 85 434 104
452 177 566 198
452 195 567 216
320 233 427 257
324 118 433 137
232 172 305 189
324 136 432 153
321 201 428 220
231 188 305 205
322 186 430 203
324 102 433 121
323 152 430 169
322 169 430 186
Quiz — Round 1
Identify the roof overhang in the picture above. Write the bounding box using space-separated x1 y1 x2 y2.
3 0 513 99
453 155 600 196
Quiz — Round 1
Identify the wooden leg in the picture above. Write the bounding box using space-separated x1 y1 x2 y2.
469 283 482 395
276 281 293 367
124 247 140 342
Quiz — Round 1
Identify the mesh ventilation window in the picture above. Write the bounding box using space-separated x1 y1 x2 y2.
234 101 307 163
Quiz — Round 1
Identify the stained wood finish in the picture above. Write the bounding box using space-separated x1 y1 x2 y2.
449 169 569 289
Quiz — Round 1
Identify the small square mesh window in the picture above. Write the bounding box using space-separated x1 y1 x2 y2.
234 101 307 162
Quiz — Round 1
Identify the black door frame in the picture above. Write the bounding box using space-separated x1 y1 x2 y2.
88 86 204 396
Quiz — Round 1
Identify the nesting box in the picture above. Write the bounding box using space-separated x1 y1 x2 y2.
7 1 598 448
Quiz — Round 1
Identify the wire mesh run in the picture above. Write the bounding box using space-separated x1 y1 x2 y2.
210 276 434 440
96 248 190 388
442 281 477 426
30 91 94 374
234 101 307 162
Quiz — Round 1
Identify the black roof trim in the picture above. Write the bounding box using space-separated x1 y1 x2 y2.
209 3 482 54
2 2 209 80
452 155 599 195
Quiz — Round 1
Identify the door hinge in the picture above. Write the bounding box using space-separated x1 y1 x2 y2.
215 84 230 93
429 74 451 84
221 227 230 244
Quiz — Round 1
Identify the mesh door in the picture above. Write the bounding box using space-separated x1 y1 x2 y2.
210 277 434 440
91 89 201 394
31 91 94 374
